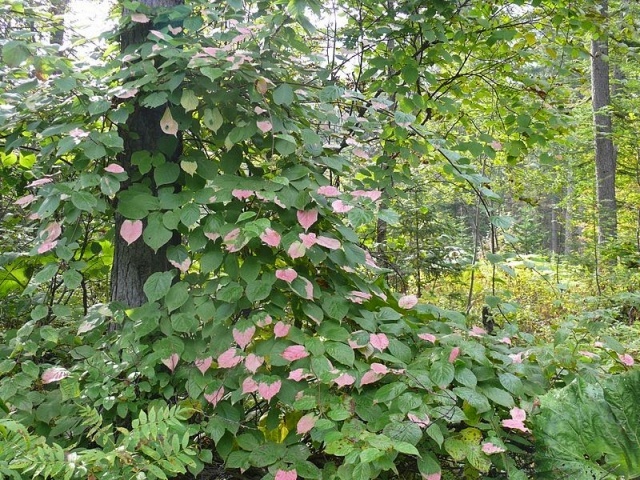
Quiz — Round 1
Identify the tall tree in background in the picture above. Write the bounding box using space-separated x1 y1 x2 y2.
110 0 183 307
591 0 617 243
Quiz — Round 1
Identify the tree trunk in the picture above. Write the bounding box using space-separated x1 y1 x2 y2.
564 179 573 255
110 0 183 308
591 0 617 243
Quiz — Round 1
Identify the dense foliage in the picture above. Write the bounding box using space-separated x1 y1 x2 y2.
1 0 639 479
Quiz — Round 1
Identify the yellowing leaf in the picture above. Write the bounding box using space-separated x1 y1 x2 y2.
204 108 223 133
160 108 178 136
181 89 199 112
180 160 198 176
459 427 482 445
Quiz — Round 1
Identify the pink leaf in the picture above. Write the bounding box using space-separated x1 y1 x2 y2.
287 241 306 259
365 251 378 268
299 233 317 248
194 357 212 374
274 321 291 338
360 370 381 386
242 376 258 394
296 414 317 435
257 120 272 133
347 291 372 304
352 189 382 202
105 163 125 173
258 380 281 401
37 240 58 254
255 106 267 114
619 353 634 366
370 333 389 351
275 469 297 480
276 268 298 283
233 326 255 349
41 367 69 384
14 194 36 207
448 347 460 363
26 177 53 188
260 228 281 247
334 373 356 387
317 185 341 197
288 368 305 381
331 200 353 213
169 257 191 273
120 220 143 245
297 209 318 230
257 314 273 327
407 412 430 428
502 407 529 433
282 345 309 361
353 148 369 159
168 25 182 35
579 350 598 359
204 386 225 407
115 89 138 99
509 352 524 364
491 140 503 151
131 12 150 23
500 337 512 345
398 294 418 309
160 108 178 136
217 348 243 368
370 363 389 374
69 128 89 138
418 333 436 343
245 353 264 373
424 473 441 480
469 325 487 337
481 442 506 455
316 236 341 250
43 222 62 242
162 353 179 372
232 189 253 200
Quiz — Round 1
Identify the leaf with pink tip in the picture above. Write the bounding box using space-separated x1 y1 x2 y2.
120 219 143 245
41 367 70 384
448 346 460 363
233 326 255 349
194 357 212 374
370 333 389 351
245 353 264 373
260 228 281 247
296 414 317 435
232 189 253 200
242 376 258 394
105 163 125 173
360 370 381 386
481 442 506 455
407 412 430 428
502 406 529 433
169 257 191 273
418 333 436 343
296 209 318 230
619 353 635 366
276 268 298 283
334 373 355 387
398 294 418 309
162 353 179 372
15 194 36 207
131 12 150 23
316 236 341 250
258 380 281 401
38 240 58 254
217 348 243 368
299 233 317 248
300 277 314 300
275 469 297 480
257 120 272 133
288 368 305 381
317 185 340 197
370 363 389 374
274 321 290 338
204 386 224 407
282 345 309 361
332 200 353 213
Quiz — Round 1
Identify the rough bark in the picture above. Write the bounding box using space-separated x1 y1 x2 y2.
591 0 617 243
110 0 183 308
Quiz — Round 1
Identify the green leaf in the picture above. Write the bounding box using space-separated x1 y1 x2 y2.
383 421 422 446
71 191 98 212
498 373 524 396
246 279 272 303
430 360 455 387
155 162 181 186
481 386 514 408
374 382 408 404
171 313 199 333
165 282 189 312
180 89 199 112
217 282 244 303
248 442 285 467
325 341 355 366
273 84 294 106
203 108 223 133
3 41 30 67
143 214 173 251
454 387 491 413
322 295 349 320
144 271 175 303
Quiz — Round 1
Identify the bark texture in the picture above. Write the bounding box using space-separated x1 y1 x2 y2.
110 0 183 307
591 0 617 243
